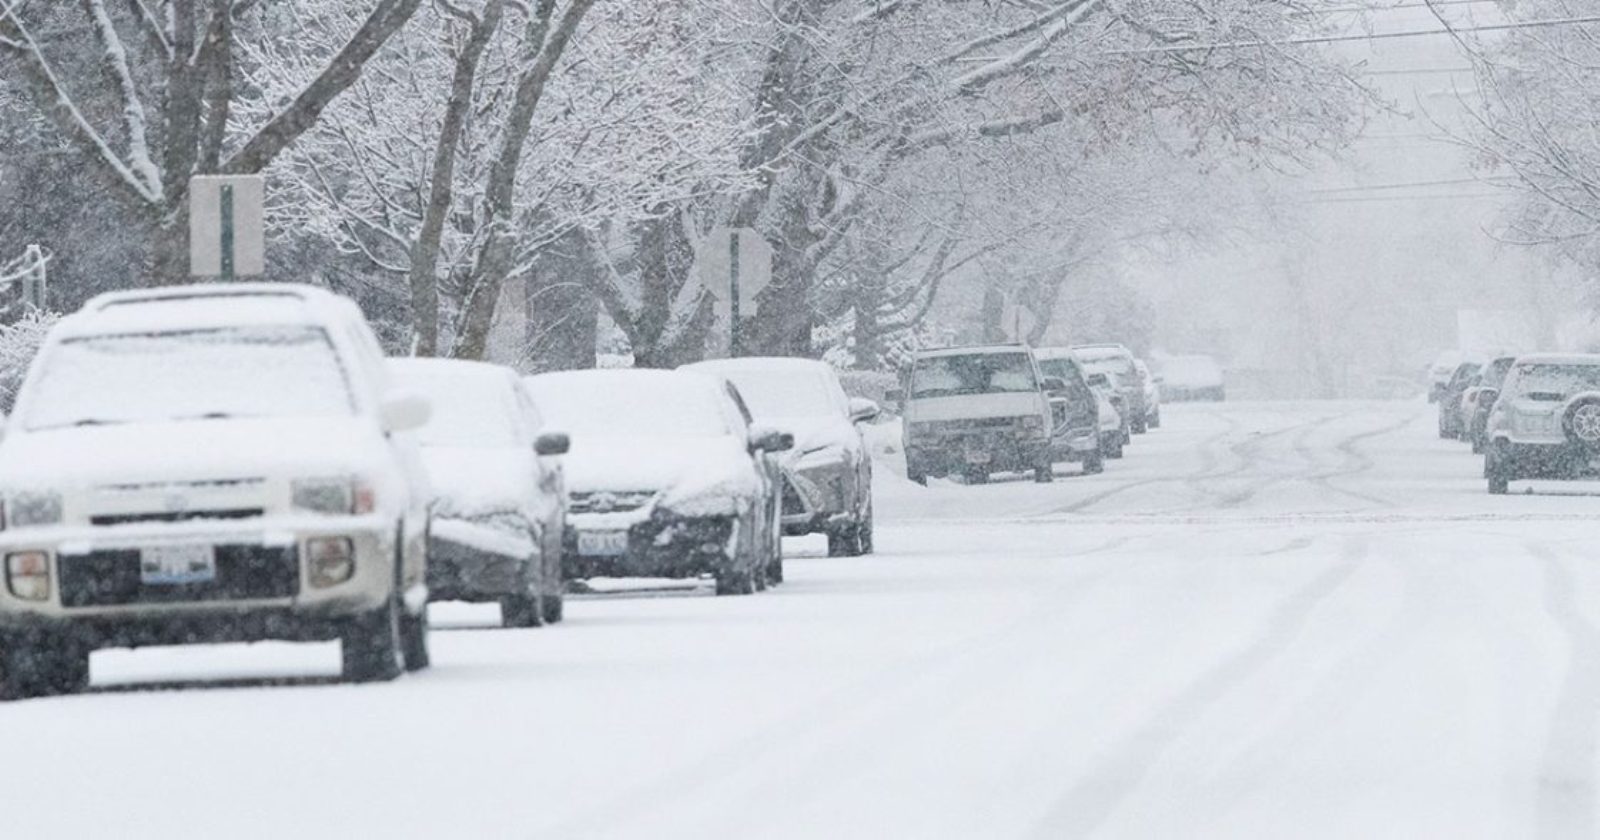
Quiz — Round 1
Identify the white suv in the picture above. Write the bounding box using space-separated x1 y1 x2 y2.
0 284 433 699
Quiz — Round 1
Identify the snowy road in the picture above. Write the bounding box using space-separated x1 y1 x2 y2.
10 400 1600 839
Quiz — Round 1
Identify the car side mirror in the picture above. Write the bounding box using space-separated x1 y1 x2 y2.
535 432 570 456
381 391 430 433
749 426 794 453
848 397 880 423
1041 376 1068 396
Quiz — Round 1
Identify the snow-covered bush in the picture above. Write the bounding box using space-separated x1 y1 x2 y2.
0 310 58 411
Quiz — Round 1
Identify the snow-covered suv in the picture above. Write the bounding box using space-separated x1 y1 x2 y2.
1485 354 1600 494
0 284 433 698
896 344 1055 485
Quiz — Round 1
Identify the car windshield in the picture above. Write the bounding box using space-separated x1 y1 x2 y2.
1482 359 1516 389
1079 356 1136 378
24 326 354 431
1511 363 1600 397
719 371 835 419
529 375 732 438
398 370 521 447
911 352 1037 398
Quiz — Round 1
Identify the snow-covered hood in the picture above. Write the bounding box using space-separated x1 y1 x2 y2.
906 392 1045 423
418 446 535 518
564 434 760 517
0 417 391 490
771 416 860 462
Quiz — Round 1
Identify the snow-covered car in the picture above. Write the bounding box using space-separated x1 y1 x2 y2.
893 344 1056 485
524 369 790 594
1437 360 1482 440
1073 344 1148 433
1485 354 1600 494
1426 350 1463 403
1085 372 1129 459
1134 359 1162 429
1154 354 1226 402
681 357 878 557
1033 348 1105 474
0 284 433 699
1467 355 1518 454
390 358 570 628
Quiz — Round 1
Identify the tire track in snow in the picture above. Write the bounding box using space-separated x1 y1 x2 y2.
541 536 1143 838
1528 542 1600 840
1028 535 1369 839
1051 412 1243 514
1303 410 1425 508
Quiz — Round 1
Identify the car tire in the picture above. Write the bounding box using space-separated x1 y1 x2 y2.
342 598 405 683
715 569 754 595
541 593 565 624
1106 436 1125 460
1487 445 1513 495
1564 397 1600 448
400 605 430 672
0 632 88 700
907 461 928 486
1132 416 1148 435
966 468 990 485
1034 463 1054 483
501 594 544 628
1083 448 1104 475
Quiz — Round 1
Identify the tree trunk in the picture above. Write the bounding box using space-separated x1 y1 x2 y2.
523 227 598 372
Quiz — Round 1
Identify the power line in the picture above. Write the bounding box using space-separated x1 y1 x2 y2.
1101 14 1600 56
1310 176 1507 194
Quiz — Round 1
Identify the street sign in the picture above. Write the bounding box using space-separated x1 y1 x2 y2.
694 227 772 355
190 175 265 279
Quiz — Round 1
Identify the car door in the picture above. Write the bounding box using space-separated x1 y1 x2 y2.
723 382 779 544
515 375 565 580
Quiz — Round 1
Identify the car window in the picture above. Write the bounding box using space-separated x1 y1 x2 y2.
1511 364 1600 397
911 352 1038 398
24 326 356 431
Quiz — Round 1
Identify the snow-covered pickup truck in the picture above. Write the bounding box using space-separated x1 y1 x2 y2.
894 344 1056 485
0 284 434 699
1485 354 1600 494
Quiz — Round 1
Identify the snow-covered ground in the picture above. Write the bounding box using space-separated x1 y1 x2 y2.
10 400 1600 838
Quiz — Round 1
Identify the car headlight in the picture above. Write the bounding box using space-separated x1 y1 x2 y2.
292 477 376 515
8 491 62 528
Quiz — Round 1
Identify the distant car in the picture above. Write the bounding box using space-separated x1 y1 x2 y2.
1134 359 1162 429
1437 361 1482 440
1073 344 1149 433
525 369 790 594
1427 351 1463 403
0 284 434 699
1033 348 1105 474
1085 372 1129 459
682 357 877 557
1485 354 1600 494
390 358 570 628
1156 354 1226 402
893 344 1056 485
1465 355 1518 453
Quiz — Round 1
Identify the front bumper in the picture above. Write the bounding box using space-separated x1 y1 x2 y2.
781 460 857 535
906 431 1050 476
426 529 531 603
1496 439 1600 478
0 515 400 638
563 513 736 580
1052 427 1099 461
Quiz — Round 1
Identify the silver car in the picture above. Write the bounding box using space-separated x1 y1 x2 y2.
1485 354 1600 494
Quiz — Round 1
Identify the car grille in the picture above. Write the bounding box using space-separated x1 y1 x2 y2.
90 509 265 527
568 491 656 515
58 545 299 607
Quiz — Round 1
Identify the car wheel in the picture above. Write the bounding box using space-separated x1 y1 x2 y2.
966 468 990 485
501 594 544 628
1106 436 1125 460
400 605 430 672
541 593 565 624
0 632 88 700
1132 416 1148 435
1487 445 1513 495
1564 397 1600 448
1083 448 1104 474
1034 462 1054 483
342 597 404 683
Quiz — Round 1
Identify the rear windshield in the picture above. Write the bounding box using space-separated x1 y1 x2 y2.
911 353 1037 399
1510 364 1600 397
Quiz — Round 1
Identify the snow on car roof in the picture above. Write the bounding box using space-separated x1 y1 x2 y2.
683 356 833 374
525 368 734 437
389 356 509 381
58 283 356 339
1512 353 1600 367
913 343 1030 359
1032 346 1080 361
1070 344 1133 360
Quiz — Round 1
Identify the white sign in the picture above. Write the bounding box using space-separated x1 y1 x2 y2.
695 227 773 319
190 175 265 277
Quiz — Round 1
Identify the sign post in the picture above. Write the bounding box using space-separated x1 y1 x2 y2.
695 227 772 356
190 175 265 279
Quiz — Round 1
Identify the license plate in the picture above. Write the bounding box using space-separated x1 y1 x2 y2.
140 544 217 585
577 530 629 557
964 449 992 465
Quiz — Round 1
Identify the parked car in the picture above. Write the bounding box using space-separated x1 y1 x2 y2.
1073 344 1150 433
682 358 877 557
1133 359 1162 429
1427 351 1463 403
1155 354 1226 402
1033 347 1106 474
1086 372 1130 459
1466 355 1518 453
390 358 570 628
0 284 434 699
1485 354 1600 494
524 369 790 594
893 344 1056 485
1437 360 1483 440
